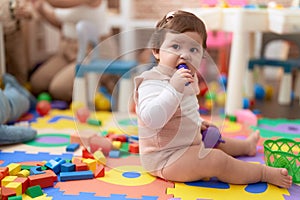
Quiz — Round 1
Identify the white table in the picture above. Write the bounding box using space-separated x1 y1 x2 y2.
186 7 300 115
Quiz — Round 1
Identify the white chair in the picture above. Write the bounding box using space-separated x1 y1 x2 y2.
246 33 300 105
72 21 138 112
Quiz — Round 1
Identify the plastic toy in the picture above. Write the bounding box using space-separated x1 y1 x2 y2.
37 92 52 102
75 107 90 123
254 84 265 100
201 126 225 148
36 100 51 116
177 64 190 86
264 138 299 183
50 100 68 110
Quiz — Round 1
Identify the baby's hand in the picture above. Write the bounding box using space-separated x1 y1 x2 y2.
201 121 211 132
170 68 193 92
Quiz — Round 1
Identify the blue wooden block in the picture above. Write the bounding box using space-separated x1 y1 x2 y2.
45 159 61 174
60 170 94 181
61 162 75 172
30 166 45 175
66 143 80 152
109 150 120 158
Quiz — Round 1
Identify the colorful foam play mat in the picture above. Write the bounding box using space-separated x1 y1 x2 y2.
1 109 299 200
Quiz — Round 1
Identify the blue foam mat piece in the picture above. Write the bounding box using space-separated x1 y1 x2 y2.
44 187 158 200
0 150 73 166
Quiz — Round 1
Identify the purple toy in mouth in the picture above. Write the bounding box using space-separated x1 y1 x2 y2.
177 63 189 70
177 64 190 86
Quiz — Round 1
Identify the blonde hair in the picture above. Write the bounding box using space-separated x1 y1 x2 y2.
150 10 207 53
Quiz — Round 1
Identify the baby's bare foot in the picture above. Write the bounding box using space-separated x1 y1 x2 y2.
246 130 260 156
263 167 292 188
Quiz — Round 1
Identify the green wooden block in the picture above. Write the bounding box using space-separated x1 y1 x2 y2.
8 196 22 200
87 118 102 126
25 185 43 198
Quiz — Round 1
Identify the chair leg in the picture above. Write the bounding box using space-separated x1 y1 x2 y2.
278 73 292 105
294 70 300 99
245 69 254 99
86 73 99 108
118 78 133 112
73 77 88 107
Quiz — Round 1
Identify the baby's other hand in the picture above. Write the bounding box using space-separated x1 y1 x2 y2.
201 121 211 132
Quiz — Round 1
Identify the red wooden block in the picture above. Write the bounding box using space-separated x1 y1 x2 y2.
75 163 88 171
129 143 139 154
0 167 9 186
1 186 16 200
14 177 29 193
82 148 94 159
28 170 56 188
115 135 127 143
94 164 105 178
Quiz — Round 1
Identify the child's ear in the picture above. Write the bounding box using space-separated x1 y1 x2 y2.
152 49 159 60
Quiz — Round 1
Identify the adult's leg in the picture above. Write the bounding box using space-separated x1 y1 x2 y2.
3 84 29 122
161 145 292 188
49 62 75 102
30 54 68 96
0 89 10 124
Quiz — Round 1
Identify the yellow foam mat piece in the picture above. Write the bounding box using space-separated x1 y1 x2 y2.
167 182 289 200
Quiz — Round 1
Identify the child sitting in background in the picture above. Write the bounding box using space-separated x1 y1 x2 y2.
0 74 37 145
134 10 292 188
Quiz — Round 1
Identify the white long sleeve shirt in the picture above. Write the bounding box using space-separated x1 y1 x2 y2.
134 65 204 174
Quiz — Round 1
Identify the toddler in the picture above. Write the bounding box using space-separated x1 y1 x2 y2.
134 10 292 188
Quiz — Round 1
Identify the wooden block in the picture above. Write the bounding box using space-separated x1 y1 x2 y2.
94 164 105 178
5 182 22 196
25 185 43 198
93 150 106 165
75 163 88 171
66 143 80 152
60 170 94 181
14 177 29 193
28 170 55 188
1 176 18 187
7 164 21 176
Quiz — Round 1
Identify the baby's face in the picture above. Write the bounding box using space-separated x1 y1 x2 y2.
155 31 204 74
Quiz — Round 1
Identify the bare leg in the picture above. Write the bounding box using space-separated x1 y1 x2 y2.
161 145 292 188
217 130 260 157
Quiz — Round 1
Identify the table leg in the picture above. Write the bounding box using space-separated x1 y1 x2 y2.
225 31 250 115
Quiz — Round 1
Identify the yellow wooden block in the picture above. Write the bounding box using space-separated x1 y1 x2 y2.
1 176 18 186
112 141 122 150
17 169 30 177
83 158 96 172
8 163 21 176
5 181 22 195
93 150 107 165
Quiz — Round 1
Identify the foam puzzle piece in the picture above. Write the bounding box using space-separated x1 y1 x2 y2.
0 151 73 167
167 180 290 200
44 187 159 200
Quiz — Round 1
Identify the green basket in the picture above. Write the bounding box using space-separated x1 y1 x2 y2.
263 138 300 183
